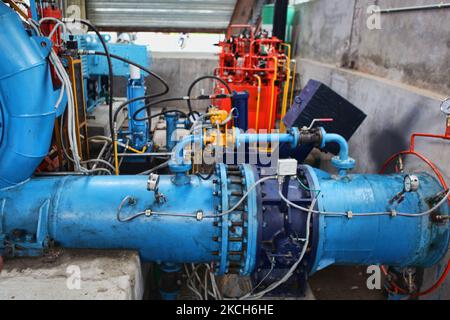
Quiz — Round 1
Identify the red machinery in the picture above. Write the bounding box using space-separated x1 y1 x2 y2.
215 25 293 132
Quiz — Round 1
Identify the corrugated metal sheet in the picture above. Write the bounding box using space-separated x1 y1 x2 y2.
86 0 237 32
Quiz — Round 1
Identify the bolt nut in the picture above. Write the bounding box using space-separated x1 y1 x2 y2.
196 210 204 221
145 209 152 217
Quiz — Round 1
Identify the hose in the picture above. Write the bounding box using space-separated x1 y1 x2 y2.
131 94 231 122
76 20 114 142
80 51 169 101
77 50 169 175
186 75 233 118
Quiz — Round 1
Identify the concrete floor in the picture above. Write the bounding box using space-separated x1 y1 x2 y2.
309 266 386 300
0 249 146 300
0 249 388 300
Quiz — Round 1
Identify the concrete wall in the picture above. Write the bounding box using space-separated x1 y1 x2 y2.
292 0 450 299
149 52 219 111
293 0 450 95
292 0 449 178
115 52 219 112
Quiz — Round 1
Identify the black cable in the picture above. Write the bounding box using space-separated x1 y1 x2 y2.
131 94 231 122
77 20 114 141
83 51 170 99
150 110 188 119
196 168 215 181
80 51 171 131
186 75 233 118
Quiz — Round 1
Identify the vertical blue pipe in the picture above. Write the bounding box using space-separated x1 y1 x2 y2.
164 112 178 151
126 76 149 150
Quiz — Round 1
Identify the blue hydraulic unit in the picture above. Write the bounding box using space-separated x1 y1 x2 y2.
73 34 151 151
74 34 150 113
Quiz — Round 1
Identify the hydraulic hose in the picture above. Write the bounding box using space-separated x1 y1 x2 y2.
131 94 231 122
186 75 232 117
79 51 170 100
76 20 114 141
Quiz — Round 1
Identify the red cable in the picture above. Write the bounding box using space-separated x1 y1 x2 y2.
379 133 450 298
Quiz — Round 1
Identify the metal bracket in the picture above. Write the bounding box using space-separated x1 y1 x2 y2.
9 200 50 257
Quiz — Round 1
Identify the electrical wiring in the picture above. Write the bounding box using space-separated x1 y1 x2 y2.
184 264 203 300
278 181 450 218
138 160 170 175
75 20 115 142
81 159 116 172
186 75 233 118
242 196 317 300
208 176 277 218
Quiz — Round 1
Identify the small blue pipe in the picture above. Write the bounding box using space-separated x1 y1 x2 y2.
321 130 355 174
29 0 38 20
323 133 349 161
238 133 294 145
164 113 178 151
171 135 202 165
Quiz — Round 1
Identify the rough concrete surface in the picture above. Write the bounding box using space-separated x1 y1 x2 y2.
293 0 450 95
0 249 145 300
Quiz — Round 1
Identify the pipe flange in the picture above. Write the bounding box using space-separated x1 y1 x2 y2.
331 156 356 171
214 164 258 276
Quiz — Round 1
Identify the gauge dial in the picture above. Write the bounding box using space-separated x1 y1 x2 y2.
404 175 420 193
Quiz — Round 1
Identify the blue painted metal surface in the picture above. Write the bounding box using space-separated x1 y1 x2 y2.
164 113 179 151
0 3 65 189
309 167 449 272
232 91 249 131
76 34 150 77
0 165 259 276
123 76 149 150
74 34 150 113
1 175 219 262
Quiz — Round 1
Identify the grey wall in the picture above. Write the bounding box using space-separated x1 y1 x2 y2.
292 0 450 299
293 0 450 95
114 52 218 112
148 52 218 111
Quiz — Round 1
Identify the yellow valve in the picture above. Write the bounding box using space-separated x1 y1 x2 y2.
209 108 229 126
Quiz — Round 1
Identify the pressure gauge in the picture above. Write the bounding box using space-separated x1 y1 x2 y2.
404 175 420 193
441 98 450 115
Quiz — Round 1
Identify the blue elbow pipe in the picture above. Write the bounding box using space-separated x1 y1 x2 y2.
0 3 65 188
321 130 356 174
323 133 349 161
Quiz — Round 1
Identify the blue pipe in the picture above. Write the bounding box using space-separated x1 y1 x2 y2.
323 133 349 161
0 3 65 188
308 166 450 272
126 76 149 150
0 175 219 262
321 130 356 174
164 113 178 151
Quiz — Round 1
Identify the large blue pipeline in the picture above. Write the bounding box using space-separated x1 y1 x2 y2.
0 2 449 293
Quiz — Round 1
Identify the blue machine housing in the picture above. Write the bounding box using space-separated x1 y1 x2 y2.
0 3 65 189
74 34 150 113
